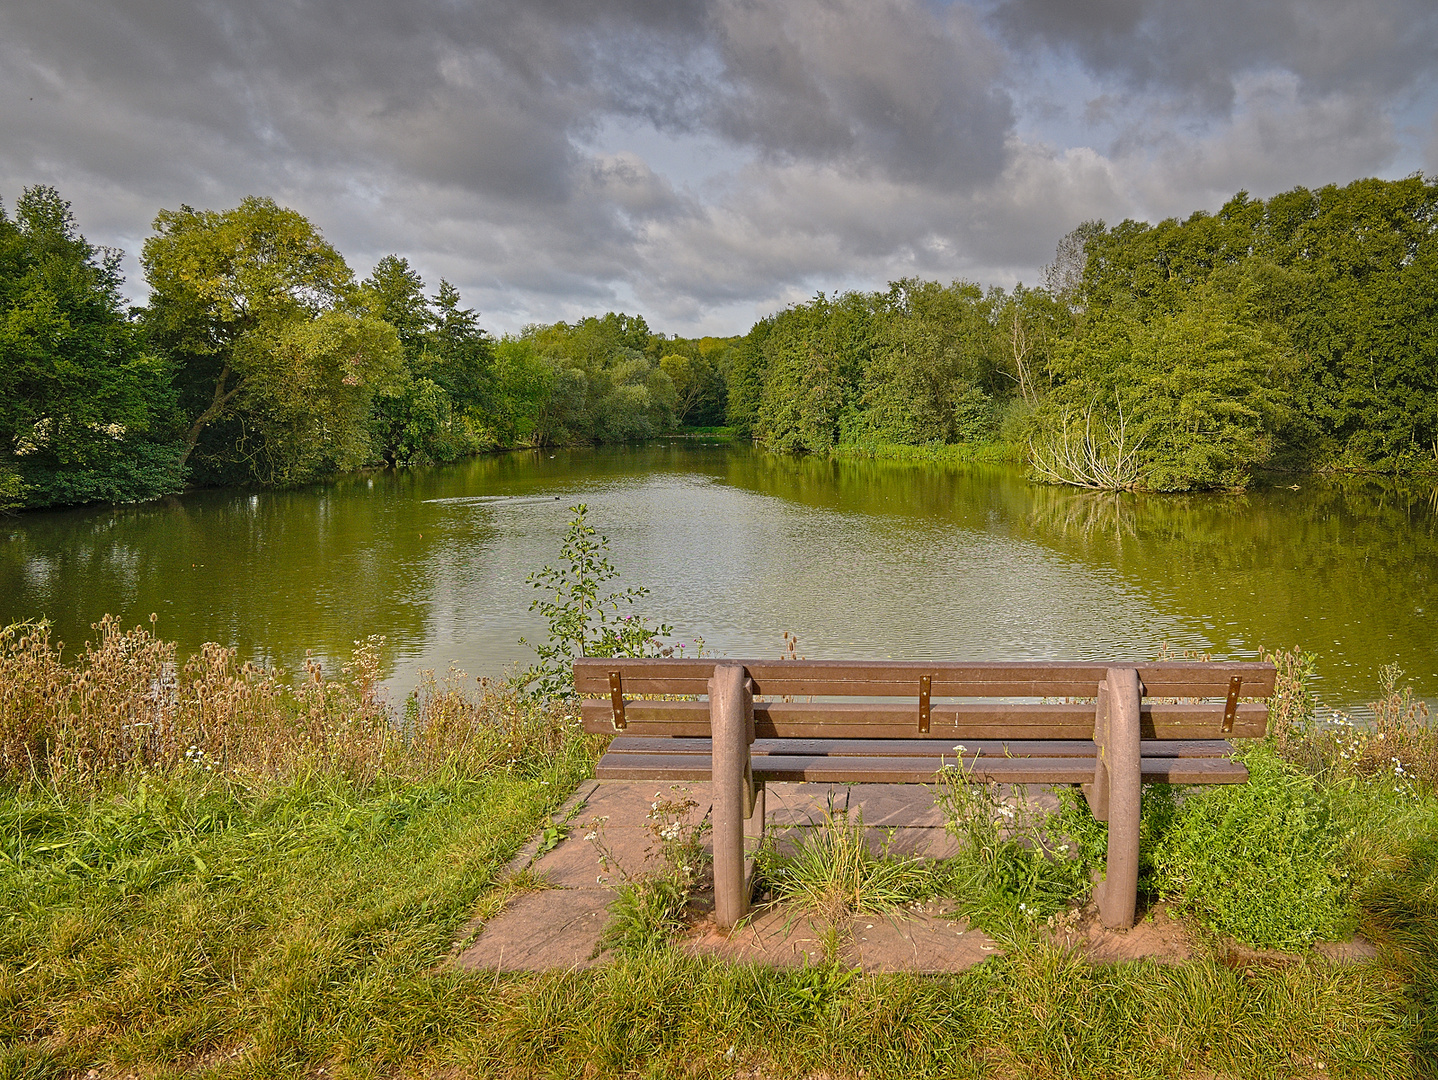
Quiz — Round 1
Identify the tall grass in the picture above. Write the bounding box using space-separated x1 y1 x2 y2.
1267 650 1437 790
758 800 943 921
0 617 588 790
3 625 1437 1077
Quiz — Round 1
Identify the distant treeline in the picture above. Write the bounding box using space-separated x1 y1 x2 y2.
732 176 1438 491
0 190 730 509
2 175 1435 508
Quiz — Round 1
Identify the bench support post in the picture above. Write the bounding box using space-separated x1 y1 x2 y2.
1095 667 1141 929
1085 679 1111 821
711 663 753 929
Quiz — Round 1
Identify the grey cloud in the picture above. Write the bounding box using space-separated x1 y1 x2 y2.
1133 80 1401 214
992 0 1438 112
0 0 1429 335
0 1 707 198
707 0 1014 186
0 0 1014 223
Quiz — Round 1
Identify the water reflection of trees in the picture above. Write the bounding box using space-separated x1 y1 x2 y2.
1022 474 1438 701
721 449 1438 701
1025 475 1438 574
1 476 450 673
1025 489 1139 548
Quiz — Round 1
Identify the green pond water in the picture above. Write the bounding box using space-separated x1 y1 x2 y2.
2 443 1435 710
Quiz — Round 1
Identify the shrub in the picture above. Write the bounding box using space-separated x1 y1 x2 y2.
1147 746 1353 949
1048 746 1354 950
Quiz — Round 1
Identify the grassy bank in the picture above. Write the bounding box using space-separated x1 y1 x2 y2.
826 439 1021 465
6 771 1433 1079
2 622 1436 1078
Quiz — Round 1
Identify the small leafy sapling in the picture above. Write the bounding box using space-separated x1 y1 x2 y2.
516 503 672 698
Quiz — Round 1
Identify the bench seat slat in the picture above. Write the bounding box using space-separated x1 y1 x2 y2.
581 700 1269 739
575 658 1277 699
607 736 1237 759
595 752 1249 785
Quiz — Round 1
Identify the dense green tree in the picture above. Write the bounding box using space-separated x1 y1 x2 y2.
142 197 403 484
724 319 773 437
361 257 496 465
756 293 874 453
10 176 1434 510
660 352 724 426
1032 295 1292 491
490 336 553 446
0 187 181 508
750 283 1011 453
1076 177 1438 474
521 313 676 443
848 279 1001 445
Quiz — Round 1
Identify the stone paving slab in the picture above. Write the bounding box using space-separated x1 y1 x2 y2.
457 779 996 973
762 781 1061 828
580 780 713 827
451 779 1380 975
531 819 674 886
454 888 610 971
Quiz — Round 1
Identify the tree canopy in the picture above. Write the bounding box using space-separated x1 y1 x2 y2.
0 187 179 508
4 175 1435 508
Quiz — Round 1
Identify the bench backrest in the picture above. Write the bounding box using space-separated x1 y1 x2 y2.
574 658 1276 740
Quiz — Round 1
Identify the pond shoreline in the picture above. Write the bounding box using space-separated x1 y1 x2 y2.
3 443 1434 708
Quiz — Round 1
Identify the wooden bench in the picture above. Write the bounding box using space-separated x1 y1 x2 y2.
575 658 1275 930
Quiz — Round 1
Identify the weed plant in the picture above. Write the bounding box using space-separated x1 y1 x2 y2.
590 787 710 955
516 503 672 698
933 759 1087 931
1266 651 1436 791
756 799 944 957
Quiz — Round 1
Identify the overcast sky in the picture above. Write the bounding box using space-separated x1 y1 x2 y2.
3 1 1435 337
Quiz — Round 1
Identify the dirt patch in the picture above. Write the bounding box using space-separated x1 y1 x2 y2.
1043 900 1380 968
1045 900 1196 964
1216 933 1380 969
682 898 1002 972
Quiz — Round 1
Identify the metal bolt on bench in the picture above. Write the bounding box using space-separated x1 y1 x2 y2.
575 657 1276 930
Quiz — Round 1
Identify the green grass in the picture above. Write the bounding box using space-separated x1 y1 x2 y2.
827 439 1022 465
0 742 592 1078
4 620 1437 1078
3 758 1435 1077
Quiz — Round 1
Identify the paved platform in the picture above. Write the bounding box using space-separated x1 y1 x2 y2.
456 779 1017 972
451 779 1376 973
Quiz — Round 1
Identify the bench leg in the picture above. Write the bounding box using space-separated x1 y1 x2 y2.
1097 666 1141 930
1085 679 1111 821
711 663 751 929
744 779 765 900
